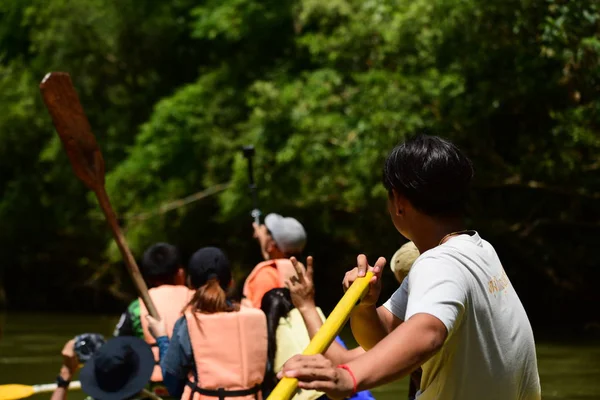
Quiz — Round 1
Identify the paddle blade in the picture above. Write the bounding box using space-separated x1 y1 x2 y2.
0 385 35 400
39 72 105 190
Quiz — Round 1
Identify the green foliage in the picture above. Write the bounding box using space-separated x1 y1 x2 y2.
0 0 598 328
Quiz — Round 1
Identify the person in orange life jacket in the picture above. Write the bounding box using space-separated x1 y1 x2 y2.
114 243 190 339
260 256 374 400
114 242 193 390
146 247 268 399
243 213 307 309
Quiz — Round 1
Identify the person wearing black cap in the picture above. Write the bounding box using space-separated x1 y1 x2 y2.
146 247 268 399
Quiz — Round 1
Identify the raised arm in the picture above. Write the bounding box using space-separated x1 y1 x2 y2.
50 340 79 400
278 258 467 398
287 257 363 365
346 255 403 350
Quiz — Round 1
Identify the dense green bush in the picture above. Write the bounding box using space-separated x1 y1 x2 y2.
0 0 598 331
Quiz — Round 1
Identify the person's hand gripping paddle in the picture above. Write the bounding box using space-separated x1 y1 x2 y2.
267 255 386 400
39 72 159 318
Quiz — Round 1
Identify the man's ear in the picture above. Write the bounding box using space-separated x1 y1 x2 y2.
392 189 405 216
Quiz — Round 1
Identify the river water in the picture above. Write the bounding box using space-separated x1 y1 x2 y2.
1 313 599 399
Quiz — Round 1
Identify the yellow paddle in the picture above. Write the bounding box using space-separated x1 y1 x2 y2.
267 271 374 400
0 381 82 400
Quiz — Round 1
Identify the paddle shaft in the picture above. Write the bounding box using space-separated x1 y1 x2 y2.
39 72 158 318
266 272 374 400
95 187 158 318
34 381 82 394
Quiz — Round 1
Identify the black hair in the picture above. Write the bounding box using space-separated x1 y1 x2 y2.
383 134 474 217
260 288 295 396
141 243 181 284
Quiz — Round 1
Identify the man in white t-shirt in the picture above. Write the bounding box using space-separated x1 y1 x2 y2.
278 135 541 399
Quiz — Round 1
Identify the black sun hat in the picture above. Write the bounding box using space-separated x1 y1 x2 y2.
79 336 154 400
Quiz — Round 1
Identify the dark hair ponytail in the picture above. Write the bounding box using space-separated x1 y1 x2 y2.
186 278 237 313
260 288 295 396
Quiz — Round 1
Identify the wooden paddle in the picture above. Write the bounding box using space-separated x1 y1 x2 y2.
0 381 82 400
39 72 158 318
266 271 374 400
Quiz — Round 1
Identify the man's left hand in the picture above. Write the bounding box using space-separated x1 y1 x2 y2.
277 354 355 399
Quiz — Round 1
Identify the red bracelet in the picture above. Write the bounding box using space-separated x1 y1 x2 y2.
337 364 357 396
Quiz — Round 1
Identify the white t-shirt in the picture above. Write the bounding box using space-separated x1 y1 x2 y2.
383 232 541 400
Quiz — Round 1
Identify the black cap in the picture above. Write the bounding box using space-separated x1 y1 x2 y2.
188 247 232 290
80 337 154 400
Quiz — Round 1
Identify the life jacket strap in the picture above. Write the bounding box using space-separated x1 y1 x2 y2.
185 382 260 399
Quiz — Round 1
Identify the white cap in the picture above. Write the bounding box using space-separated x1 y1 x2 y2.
264 213 307 255
390 241 420 283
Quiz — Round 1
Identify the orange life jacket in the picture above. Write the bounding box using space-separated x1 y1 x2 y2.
140 285 195 382
182 307 268 400
242 259 298 308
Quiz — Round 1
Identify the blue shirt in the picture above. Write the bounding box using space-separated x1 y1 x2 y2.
156 317 193 397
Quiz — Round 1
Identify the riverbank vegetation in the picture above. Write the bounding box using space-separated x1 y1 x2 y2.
0 0 598 333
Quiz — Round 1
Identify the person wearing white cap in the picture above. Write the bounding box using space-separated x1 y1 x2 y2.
243 213 307 308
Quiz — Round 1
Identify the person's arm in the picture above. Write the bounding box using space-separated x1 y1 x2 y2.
253 222 271 261
156 336 170 363
353 276 410 349
347 313 447 391
50 340 79 400
152 317 193 398
344 255 401 350
298 302 363 364
279 258 466 398
349 304 392 350
288 257 364 365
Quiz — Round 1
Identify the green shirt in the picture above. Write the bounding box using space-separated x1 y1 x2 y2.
113 299 144 339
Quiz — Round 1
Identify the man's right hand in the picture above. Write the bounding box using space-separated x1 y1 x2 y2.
343 254 386 306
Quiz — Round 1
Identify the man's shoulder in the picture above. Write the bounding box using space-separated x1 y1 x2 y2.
418 232 489 262
409 245 470 281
